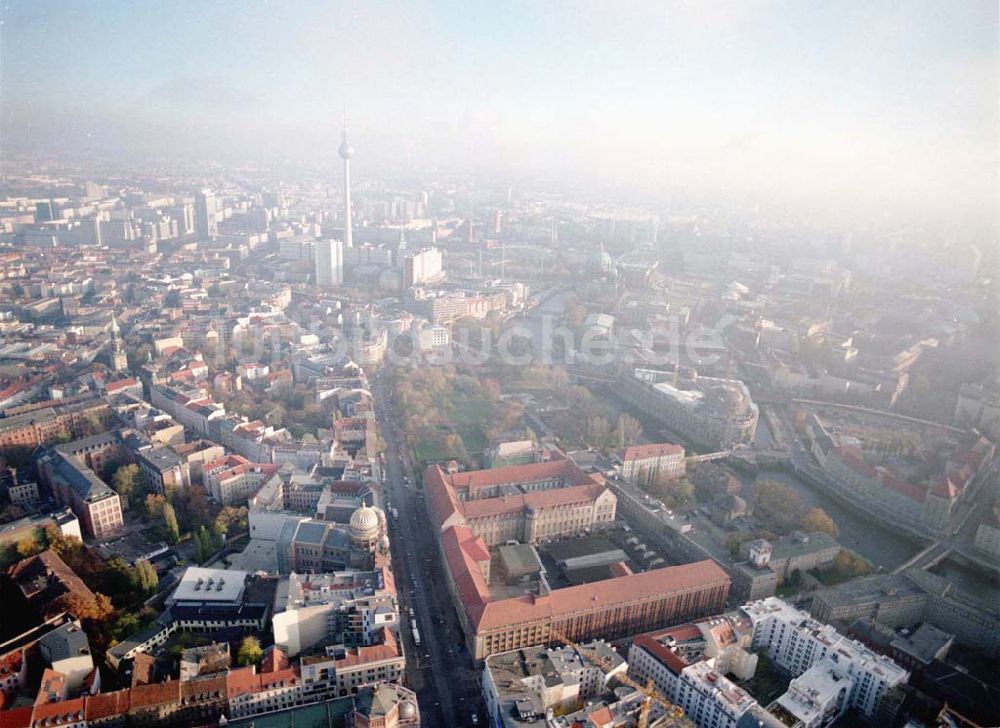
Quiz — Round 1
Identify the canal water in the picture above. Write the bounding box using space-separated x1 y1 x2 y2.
739 469 920 571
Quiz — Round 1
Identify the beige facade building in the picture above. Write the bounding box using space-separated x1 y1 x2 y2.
37 447 123 540
619 442 686 484
425 454 616 548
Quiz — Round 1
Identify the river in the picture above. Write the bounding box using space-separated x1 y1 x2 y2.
736 469 921 570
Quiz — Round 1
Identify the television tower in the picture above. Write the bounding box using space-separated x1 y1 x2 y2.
339 109 354 250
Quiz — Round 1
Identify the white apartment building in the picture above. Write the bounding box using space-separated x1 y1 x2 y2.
203 455 278 504
315 238 344 288
272 571 399 658
744 598 908 723
416 322 450 352
629 617 759 728
629 598 908 728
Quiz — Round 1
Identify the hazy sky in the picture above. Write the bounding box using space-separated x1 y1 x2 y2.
1 1 997 225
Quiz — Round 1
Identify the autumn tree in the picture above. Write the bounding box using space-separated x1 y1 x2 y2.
52 539 93 579
173 485 213 534
753 480 807 535
215 506 248 538
801 507 839 538
585 413 612 449
145 493 166 520
132 560 159 594
161 502 180 544
80 412 106 437
15 533 43 559
93 593 115 621
237 636 263 666
835 549 874 577
647 474 695 509
614 414 643 449
56 591 114 623
112 464 141 507
565 301 587 326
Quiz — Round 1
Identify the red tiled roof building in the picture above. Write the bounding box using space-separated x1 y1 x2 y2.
424 454 617 547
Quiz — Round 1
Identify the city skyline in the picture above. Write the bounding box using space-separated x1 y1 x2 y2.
1 1 997 228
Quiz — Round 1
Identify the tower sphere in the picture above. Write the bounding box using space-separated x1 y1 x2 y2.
339 133 354 159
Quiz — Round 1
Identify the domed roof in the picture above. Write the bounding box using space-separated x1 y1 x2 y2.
399 701 417 720
350 504 381 540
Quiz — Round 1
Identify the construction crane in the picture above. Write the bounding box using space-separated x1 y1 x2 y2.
550 630 685 728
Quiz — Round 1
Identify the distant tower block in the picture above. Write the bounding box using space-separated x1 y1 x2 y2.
195 189 217 240
314 238 344 288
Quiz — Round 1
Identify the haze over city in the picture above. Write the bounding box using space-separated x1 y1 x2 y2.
2 1 998 226
0 3 998 728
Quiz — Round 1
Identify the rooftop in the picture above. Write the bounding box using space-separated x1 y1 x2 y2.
889 623 954 665
811 572 926 609
620 442 685 462
485 641 626 726
40 450 117 503
138 446 184 470
476 559 729 631
170 566 248 604
38 621 91 663
274 569 389 615
8 550 96 618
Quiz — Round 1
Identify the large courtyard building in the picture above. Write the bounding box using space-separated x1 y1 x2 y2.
809 569 1000 659
0 396 110 451
731 532 841 602
424 454 617 547
803 411 995 535
619 369 758 449
425 455 728 661
203 454 280 504
440 522 729 661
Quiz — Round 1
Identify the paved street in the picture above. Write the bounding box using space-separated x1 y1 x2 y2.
375 372 486 728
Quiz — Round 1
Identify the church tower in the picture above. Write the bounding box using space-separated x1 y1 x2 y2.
109 314 128 372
